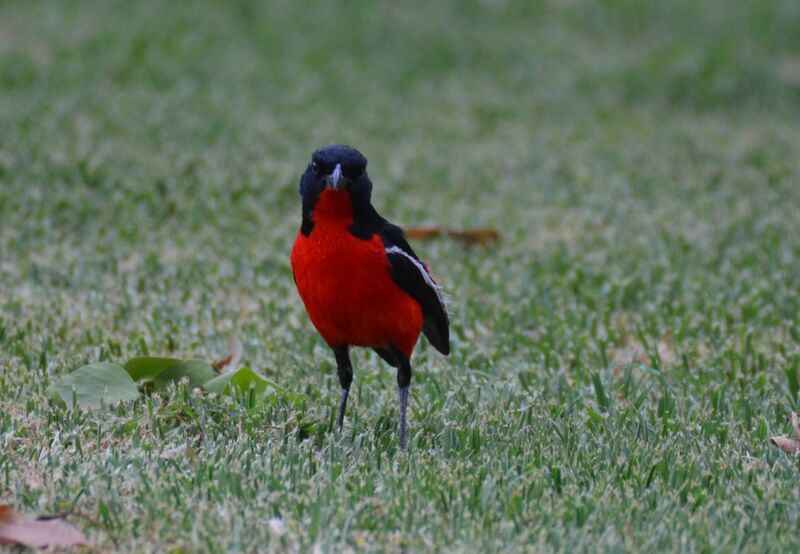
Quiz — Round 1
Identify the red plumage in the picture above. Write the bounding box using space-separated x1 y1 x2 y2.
291 189 423 358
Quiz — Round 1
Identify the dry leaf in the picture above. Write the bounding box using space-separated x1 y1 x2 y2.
771 412 800 455
403 227 444 240
771 436 800 455
404 226 500 246
0 505 88 548
446 228 500 246
213 335 243 373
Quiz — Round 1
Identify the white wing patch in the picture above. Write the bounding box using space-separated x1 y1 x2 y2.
385 246 447 310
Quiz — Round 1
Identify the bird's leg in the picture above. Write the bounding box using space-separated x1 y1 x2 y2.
333 346 353 429
397 356 412 449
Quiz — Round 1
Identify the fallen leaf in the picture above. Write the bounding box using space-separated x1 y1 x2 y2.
404 226 500 246
213 335 244 373
46 362 140 408
124 357 182 381
771 436 800 455
0 505 88 548
151 359 217 392
446 228 500 246
771 412 800 455
204 366 280 398
125 357 218 391
403 227 444 240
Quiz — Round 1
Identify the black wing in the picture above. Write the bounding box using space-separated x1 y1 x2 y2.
381 222 450 355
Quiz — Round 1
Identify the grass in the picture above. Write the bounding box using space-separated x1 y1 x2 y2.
2 0 800 551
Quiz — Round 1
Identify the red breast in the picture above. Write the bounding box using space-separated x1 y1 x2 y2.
291 189 423 356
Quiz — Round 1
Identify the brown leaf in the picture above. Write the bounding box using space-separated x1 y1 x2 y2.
0 505 88 548
771 412 800 455
403 227 444 240
213 335 243 373
404 226 500 246
446 228 501 246
771 436 800 455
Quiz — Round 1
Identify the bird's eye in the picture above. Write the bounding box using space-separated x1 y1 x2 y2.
311 161 319 174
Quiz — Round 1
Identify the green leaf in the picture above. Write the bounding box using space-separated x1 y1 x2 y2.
124 357 181 381
46 363 140 409
152 359 218 391
203 366 280 398
123 357 218 393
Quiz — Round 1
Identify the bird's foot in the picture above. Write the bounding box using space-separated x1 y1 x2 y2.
399 386 409 449
337 387 350 430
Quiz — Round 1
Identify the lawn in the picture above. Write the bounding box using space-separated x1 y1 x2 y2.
2 0 800 551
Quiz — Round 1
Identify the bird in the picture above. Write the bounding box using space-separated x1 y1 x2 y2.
290 144 450 448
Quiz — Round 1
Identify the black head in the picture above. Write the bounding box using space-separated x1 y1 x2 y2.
299 145 377 236
310 144 368 186
301 144 369 195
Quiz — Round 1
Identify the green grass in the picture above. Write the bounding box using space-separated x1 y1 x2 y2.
2 0 800 551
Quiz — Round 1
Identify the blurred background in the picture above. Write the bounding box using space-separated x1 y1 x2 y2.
2 0 799 359
2 0 800 550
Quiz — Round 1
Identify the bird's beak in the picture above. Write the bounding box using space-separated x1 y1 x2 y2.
326 163 343 190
